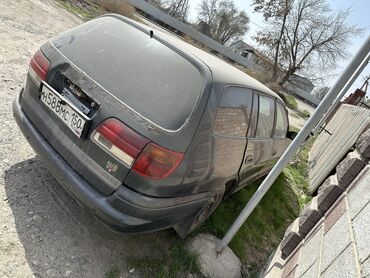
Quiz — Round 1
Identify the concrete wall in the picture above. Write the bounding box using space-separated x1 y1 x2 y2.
262 126 370 277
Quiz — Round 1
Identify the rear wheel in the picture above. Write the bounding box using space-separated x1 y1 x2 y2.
173 192 223 238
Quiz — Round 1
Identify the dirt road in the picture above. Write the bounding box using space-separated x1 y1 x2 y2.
0 1 170 277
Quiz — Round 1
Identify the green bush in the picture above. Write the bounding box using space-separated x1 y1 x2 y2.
302 109 311 118
284 94 298 110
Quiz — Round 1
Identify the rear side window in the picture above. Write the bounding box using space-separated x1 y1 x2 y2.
274 102 288 138
213 87 252 137
255 95 275 138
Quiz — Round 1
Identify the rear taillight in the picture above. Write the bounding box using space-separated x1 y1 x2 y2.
92 118 149 167
92 118 184 179
29 50 50 84
133 143 184 179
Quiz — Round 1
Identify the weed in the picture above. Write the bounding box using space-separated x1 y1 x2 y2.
127 234 200 278
105 263 121 278
56 0 100 19
93 0 135 19
284 94 298 110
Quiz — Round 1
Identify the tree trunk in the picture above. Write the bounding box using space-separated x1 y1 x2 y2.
272 15 287 80
278 68 294 86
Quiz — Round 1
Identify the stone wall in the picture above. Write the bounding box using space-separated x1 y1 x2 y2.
262 127 370 277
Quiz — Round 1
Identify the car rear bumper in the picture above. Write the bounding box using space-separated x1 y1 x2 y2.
13 88 211 234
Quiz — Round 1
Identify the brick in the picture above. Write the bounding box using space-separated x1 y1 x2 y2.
296 226 323 277
356 127 370 159
324 197 346 233
282 248 300 278
336 151 366 189
280 219 302 258
299 197 322 236
321 211 352 271
321 244 358 278
317 175 343 214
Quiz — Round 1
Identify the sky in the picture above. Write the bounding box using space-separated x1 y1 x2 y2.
188 0 370 98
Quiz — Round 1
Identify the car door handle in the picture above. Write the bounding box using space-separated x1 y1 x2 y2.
245 155 253 163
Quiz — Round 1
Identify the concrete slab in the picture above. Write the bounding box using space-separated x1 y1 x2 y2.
187 234 241 278
352 202 370 263
296 226 323 277
362 257 370 278
321 211 352 271
348 166 370 219
321 244 358 278
300 259 319 278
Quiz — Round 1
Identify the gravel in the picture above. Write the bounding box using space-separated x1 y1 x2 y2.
0 1 169 277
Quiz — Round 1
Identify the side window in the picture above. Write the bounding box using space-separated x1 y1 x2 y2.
274 102 288 138
255 95 275 138
213 87 253 137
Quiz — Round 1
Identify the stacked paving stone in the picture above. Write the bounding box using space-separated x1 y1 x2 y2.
263 127 370 277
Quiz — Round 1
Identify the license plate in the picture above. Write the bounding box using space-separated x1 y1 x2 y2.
40 83 88 138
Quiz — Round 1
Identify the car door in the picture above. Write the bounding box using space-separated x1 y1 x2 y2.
238 93 275 187
212 86 253 196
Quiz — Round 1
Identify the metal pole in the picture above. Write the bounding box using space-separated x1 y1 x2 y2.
216 34 370 253
314 52 370 133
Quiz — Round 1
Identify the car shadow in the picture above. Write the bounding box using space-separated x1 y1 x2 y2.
4 157 171 277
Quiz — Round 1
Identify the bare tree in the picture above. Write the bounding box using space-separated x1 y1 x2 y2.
146 0 165 10
252 0 293 79
254 0 362 85
166 0 189 22
198 0 249 45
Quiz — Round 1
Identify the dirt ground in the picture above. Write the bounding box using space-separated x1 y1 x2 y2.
0 1 171 277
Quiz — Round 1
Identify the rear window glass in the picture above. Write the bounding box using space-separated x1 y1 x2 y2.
256 95 274 138
51 17 203 130
275 102 288 138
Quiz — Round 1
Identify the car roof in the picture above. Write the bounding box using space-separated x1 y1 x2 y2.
110 15 282 101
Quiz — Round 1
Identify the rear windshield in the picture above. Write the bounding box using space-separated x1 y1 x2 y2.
51 16 203 130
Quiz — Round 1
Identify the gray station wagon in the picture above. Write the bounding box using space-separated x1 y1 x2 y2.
13 14 293 237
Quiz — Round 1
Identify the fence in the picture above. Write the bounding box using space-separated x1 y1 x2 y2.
126 0 254 69
308 104 370 192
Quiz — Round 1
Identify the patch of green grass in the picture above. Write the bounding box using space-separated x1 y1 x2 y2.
284 94 298 110
127 235 200 278
302 109 311 118
289 126 300 133
56 0 100 19
105 263 121 278
296 109 311 119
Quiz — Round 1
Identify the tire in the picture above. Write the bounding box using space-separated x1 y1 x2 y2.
173 192 223 238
